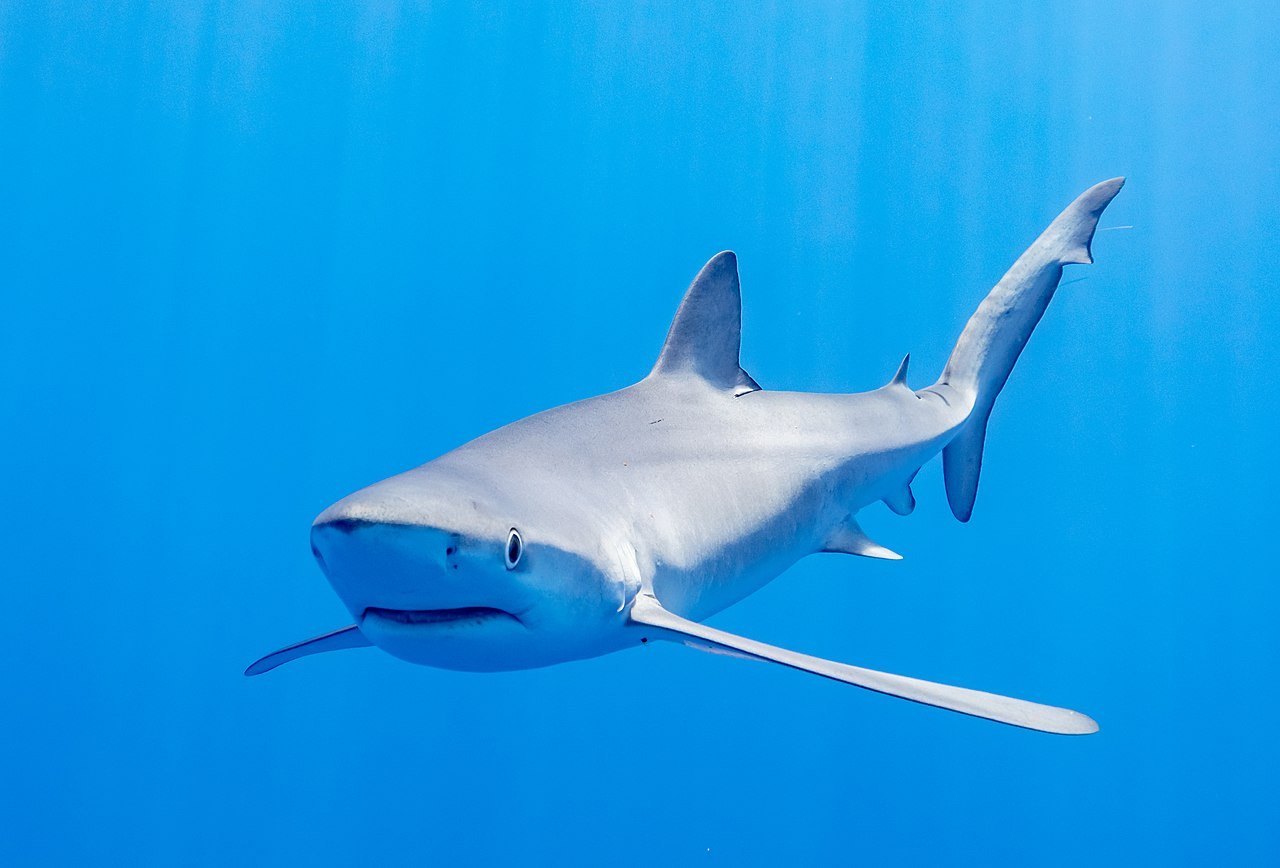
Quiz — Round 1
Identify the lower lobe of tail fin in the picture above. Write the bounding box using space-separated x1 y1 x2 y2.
939 177 1125 522
942 410 990 523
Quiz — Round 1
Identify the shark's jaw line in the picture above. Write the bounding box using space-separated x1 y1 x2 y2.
362 606 522 628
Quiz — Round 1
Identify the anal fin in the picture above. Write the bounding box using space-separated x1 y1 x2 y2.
823 518 902 560
883 482 916 516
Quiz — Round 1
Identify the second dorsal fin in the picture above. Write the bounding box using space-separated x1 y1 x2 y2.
650 251 760 394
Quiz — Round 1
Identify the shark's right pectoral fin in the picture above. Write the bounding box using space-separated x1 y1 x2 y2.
245 625 372 676
627 594 1096 735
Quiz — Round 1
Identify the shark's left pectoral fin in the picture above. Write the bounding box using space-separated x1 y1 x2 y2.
627 594 1096 735
245 625 371 676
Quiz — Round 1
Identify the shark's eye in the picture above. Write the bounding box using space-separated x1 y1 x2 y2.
505 528 523 570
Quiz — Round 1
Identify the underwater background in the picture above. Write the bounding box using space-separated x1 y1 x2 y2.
2 2 1278 864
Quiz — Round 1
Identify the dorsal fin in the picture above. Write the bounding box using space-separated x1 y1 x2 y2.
650 251 760 393
889 353 910 388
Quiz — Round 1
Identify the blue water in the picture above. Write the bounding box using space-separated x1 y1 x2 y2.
3 3 1278 864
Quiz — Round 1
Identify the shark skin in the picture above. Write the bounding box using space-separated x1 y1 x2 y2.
249 178 1125 735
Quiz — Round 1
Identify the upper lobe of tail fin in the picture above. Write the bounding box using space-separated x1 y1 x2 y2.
1050 177 1127 266
939 178 1125 522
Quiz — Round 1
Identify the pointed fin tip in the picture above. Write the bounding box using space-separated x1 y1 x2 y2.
1075 713 1101 735
839 538 903 560
867 545 903 561
709 249 737 269
244 625 371 676
947 473 977 522
244 659 273 677
824 519 903 560
692 250 738 285
1087 176 1126 203
1061 177 1126 265
1075 177 1126 219
822 542 903 560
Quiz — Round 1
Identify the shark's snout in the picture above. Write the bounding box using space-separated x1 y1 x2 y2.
297 464 635 672
308 487 544 642
308 501 547 671
310 511 453 612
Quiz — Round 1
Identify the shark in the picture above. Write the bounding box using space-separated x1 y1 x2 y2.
248 178 1125 735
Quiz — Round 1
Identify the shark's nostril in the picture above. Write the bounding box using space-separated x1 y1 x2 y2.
317 518 371 535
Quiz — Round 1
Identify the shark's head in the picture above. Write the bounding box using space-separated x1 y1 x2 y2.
309 460 636 671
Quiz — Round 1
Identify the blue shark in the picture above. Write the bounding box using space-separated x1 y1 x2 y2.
249 178 1124 735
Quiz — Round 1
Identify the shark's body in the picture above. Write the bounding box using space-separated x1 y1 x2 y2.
437 372 949 625
250 178 1125 735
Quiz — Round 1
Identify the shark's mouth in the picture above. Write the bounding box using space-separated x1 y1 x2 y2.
363 606 520 627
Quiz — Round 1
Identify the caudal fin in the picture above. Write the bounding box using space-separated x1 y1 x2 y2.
938 178 1125 521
